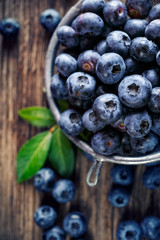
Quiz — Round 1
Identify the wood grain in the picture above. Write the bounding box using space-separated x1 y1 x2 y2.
0 0 160 240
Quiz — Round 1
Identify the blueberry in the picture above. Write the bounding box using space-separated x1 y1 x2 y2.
143 166 160 189
106 31 131 59
68 96 93 110
50 73 68 100
119 133 136 156
101 24 113 39
148 87 160 113
81 0 105 14
151 113 160 136
111 114 126 133
124 110 152 138
111 164 134 186
40 9 61 32
126 0 152 19
34 205 57 229
124 19 148 39
57 25 79 49
96 53 126 85
118 74 152 109
72 12 104 36
94 40 107 56
77 50 100 74
145 19 160 41
141 216 160 240
103 0 127 28
33 168 55 192
148 4 160 22
116 220 142 240
55 53 77 77
82 108 106 133
156 51 160 66
92 93 122 124
79 35 99 51
108 185 130 208
52 179 75 203
125 57 143 75
130 132 159 155
43 226 65 240
0 18 20 37
66 72 96 100
142 68 160 87
130 37 158 63
91 128 121 156
63 212 87 238
59 109 84 136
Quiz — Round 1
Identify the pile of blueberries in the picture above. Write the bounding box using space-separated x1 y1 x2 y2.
33 167 87 240
50 0 160 158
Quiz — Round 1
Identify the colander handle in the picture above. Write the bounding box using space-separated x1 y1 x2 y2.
86 159 103 187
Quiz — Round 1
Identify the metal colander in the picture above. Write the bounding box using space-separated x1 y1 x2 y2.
44 0 160 187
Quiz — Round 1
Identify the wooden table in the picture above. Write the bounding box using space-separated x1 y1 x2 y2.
0 0 160 239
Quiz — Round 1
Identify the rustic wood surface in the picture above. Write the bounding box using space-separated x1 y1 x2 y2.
0 0 160 240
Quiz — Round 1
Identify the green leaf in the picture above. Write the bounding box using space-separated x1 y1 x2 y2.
18 106 56 127
17 131 53 183
48 128 75 178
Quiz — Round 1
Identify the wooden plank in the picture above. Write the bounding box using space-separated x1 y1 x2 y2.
0 0 160 240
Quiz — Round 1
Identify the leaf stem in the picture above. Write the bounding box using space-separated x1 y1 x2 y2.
49 124 58 133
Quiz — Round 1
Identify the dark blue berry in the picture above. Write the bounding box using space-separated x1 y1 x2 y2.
111 114 126 133
57 25 79 49
63 212 87 238
94 40 107 55
125 57 143 75
143 166 160 189
156 51 160 66
34 205 57 229
77 50 100 74
55 53 77 77
148 4 160 22
82 108 106 133
52 179 75 203
106 30 131 59
108 186 130 208
151 113 160 136
148 87 160 113
66 72 96 101
92 93 122 124
116 220 142 240
72 12 104 36
119 133 136 156
145 19 160 41
59 109 84 136
103 0 127 28
124 19 148 39
34 168 55 192
142 68 160 87
0 18 20 37
111 164 134 186
130 37 158 63
124 110 152 138
50 73 68 100
68 96 93 110
91 128 121 156
40 9 61 32
141 216 160 240
130 132 159 155
118 74 152 109
81 0 105 14
43 226 65 240
96 53 126 84
126 0 152 19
